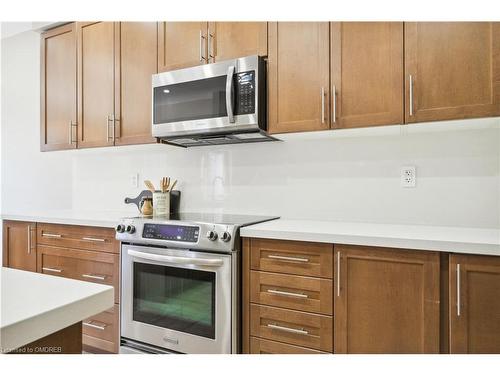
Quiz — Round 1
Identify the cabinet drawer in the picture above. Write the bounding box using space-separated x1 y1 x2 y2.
250 304 333 352
250 271 333 315
250 337 327 354
37 223 118 254
250 239 333 278
83 304 119 353
37 245 119 303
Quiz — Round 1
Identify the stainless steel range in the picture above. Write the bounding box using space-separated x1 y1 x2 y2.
116 213 278 354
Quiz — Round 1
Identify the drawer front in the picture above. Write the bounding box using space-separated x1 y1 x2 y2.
37 223 119 254
250 337 327 354
250 239 333 278
82 304 119 353
250 304 333 352
250 271 333 315
37 245 120 303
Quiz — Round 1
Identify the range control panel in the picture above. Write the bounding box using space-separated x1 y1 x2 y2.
142 223 200 243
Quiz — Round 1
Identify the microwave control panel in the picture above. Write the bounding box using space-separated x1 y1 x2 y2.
142 224 200 243
234 71 256 115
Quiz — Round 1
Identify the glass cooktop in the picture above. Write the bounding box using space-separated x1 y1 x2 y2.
127 212 279 227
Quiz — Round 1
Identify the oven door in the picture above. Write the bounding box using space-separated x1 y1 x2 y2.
152 55 261 138
121 244 233 354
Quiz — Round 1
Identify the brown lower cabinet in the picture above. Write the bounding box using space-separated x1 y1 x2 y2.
2 220 37 271
449 254 500 353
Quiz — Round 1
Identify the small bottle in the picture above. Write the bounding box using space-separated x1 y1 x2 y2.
140 197 153 216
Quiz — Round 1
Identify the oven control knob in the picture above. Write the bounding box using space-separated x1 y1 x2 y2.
206 230 218 241
116 224 125 233
220 231 232 242
126 225 136 234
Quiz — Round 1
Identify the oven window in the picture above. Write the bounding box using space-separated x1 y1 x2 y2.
133 262 216 339
154 76 228 124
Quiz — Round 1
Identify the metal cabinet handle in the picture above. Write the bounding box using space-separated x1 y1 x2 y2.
106 114 115 141
27 226 32 254
337 251 341 297
42 233 62 238
225 65 235 123
409 75 414 116
82 237 106 242
114 117 120 140
82 274 107 281
267 289 308 299
267 254 309 263
208 31 215 61
321 87 325 124
42 267 62 273
457 263 461 317
199 30 206 62
267 324 309 336
83 321 106 331
68 121 77 144
332 85 337 124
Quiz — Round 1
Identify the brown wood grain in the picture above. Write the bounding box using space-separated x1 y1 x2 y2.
77 22 115 148
268 22 330 134
250 270 333 315
82 304 119 353
114 22 157 146
449 254 500 353
331 22 403 128
242 237 251 353
250 304 333 352
40 23 77 151
208 22 267 63
405 22 500 123
334 245 440 353
2 221 37 272
250 337 327 354
250 238 333 278
157 22 208 72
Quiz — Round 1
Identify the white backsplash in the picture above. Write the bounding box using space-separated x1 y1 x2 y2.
2 30 500 229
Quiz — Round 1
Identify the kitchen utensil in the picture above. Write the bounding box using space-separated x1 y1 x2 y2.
169 180 177 192
144 180 156 192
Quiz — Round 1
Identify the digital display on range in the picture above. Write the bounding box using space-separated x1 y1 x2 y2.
142 224 199 242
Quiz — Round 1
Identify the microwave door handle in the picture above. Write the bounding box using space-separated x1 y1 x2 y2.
225 65 235 123
127 249 224 267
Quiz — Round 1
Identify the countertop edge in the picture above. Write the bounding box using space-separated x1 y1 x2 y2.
1 214 123 229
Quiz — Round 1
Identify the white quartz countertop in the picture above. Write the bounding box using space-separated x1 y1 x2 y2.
240 219 500 256
0 267 114 352
1 209 136 228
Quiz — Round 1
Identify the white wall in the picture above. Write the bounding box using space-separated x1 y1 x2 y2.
2 29 500 231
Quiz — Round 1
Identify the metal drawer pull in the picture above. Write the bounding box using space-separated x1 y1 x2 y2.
82 237 106 242
337 251 341 297
267 289 308 299
267 254 309 263
457 264 461 317
82 274 106 281
321 87 325 124
83 321 106 331
332 85 337 124
27 226 32 254
42 233 62 238
409 74 414 116
42 267 62 273
267 324 309 336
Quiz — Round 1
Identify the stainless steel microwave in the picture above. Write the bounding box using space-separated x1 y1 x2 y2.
152 55 276 147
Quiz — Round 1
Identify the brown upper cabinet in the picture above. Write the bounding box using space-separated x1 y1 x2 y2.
334 245 440 353
405 22 500 123
449 254 500 353
2 220 37 272
158 22 267 72
114 22 158 145
331 22 404 128
268 22 330 134
40 24 77 151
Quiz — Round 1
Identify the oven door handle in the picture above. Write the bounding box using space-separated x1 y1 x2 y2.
127 249 224 267
225 65 235 123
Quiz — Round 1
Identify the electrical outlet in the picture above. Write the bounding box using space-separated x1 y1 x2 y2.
401 166 416 188
130 173 139 188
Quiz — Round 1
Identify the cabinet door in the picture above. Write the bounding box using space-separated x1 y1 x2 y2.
450 254 500 353
40 23 77 151
207 22 267 63
158 22 208 72
334 245 440 353
2 221 37 272
268 22 330 134
77 22 115 148
405 22 500 123
331 22 403 128
114 22 157 146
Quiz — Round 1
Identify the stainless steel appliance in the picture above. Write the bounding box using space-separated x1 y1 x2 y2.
152 55 277 147
116 213 278 354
